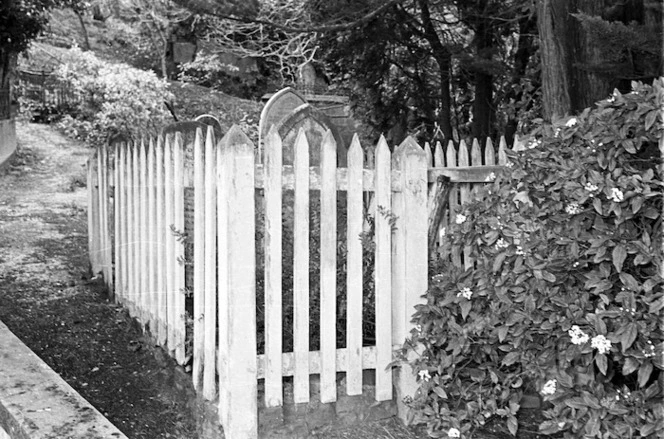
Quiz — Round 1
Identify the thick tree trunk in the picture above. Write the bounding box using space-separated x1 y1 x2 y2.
437 52 453 141
471 18 494 140
0 49 17 120
74 9 92 51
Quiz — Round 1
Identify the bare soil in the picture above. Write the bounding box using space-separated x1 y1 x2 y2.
0 122 552 438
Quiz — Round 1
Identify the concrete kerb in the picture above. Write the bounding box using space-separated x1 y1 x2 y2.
0 320 127 439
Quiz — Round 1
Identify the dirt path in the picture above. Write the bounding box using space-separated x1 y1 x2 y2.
0 122 200 439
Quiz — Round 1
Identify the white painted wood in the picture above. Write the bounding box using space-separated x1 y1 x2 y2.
485 138 496 166
164 135 176 355
263 127 283 407
155 136 168 346
458 140 472 270
140 140 149 323
498 136 508 165
434 141 444 167
173 133 186 364
87 153 99 275
391 136 428 422
113 143 121 302
374 135 392 401
221 126 258 438
192 128 205 392
256 346 380 378
345 134 363 396
217 130 230 428
203 127 217 399
118 143 128 304
319 129 337 404
446 141 461 267
292 128 310 404
131 142 141 316
147 138 157 332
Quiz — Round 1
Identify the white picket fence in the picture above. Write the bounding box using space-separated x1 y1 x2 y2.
87 125 520 438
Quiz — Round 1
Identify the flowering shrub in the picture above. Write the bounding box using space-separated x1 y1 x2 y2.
405 79 663 438
53 47 173 145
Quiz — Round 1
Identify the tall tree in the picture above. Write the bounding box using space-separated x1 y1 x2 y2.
537 0 662 121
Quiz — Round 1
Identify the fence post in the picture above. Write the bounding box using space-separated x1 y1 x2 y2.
217 125 258 438
87 151 101 276
391 136 428 423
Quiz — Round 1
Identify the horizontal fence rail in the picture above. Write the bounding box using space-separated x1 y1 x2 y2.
87 125 519 439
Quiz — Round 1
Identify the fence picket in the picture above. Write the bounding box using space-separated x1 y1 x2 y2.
217 130 230 427
173 134 186 364
346 134 363 397
147 138 157 333
203 127 217 399
164 135 176 354
445 141 461 267
131 142 141 316
117 143 127 304
264 127 283 407
193 128 205 392
485 138 496 166
458 140 472 269
374 135 392 401
87 152 99 275
139 140 149 323
219 126 258 437
319 129 337 404
498 136 508 165
113 144 121 300
434 141 444 167
155 136 168 346
292 128 310 404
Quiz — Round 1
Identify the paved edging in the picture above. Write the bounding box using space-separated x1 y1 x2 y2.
0 320 127 439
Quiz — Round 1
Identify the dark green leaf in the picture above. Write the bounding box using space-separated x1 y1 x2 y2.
498 325 508 342
621 323 638 352
649 298 664 314
502 351 520 366
433 386 448 399
612 244 627 272
595 354 608 375
619 272 639 291
460 300 471 320
622 357 639 375
507 415 518 436
638 362 653 388
645 110 658 130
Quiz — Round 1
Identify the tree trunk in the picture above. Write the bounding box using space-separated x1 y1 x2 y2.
471 18 494 140
74 9 92 51
0 49 17 120
437 52 453 140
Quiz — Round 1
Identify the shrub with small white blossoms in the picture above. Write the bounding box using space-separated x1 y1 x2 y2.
53 47 174 145
404 80 663 438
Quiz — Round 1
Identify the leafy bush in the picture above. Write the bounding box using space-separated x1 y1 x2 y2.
53 47 173 145
405 79 663 438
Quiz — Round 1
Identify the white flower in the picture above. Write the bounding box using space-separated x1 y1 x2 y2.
584 182 599 195
418 369 431 381
505 161 514 168
457 287 473 300
609 188 624 202
448 428 461 438
515 246 525 256
496 238 509 249
416 324 422 332
439 227 446 238
565 117 578 127
528 138 542 149
455 214 467 225
485 172 496 182
568 325 589 345
591 335 612 355
555 128 561 138
541 379 557 395
565 203 581 215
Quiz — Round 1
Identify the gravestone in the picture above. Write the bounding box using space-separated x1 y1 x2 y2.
194 114 223 142
274 103 346 167
259 87 307 149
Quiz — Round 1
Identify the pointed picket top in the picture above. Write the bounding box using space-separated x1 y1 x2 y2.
485 137 496 166
498 135 508 164
206 125 216 150
446 140 457 167
471 138 482 166
195 127 204 154
424 141 433 166
458 139 469 167
264 125 283 160
293 127 309 164
348 133 363 166
434 141 444 167
321 128 337 155
219 124 255 155
513 134 526 152
375 135 390 170
394 135 425 160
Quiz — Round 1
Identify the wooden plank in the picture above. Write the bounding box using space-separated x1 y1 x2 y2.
423 141 432 166
256 346 379 378
263 127 283 407
173 133 186 365
131 142 141 317
102 147 113 293
319 129 337 404
147 138 157 334
86 153 98 275
391 136 428 422
374 135 392 401
139 140 149 323
203 127 217 399
113 143 122 303
164 135 176 354
222 126 258 438
485 138 495 166
445 141 461 267
117 143 126 305
434 141 444 168
124 145 133 311
292 128 310 404
155 136 168 346
345 134 363 397
458 140 472 270
498 136 508 165
192 128 205 392
217 130 230 428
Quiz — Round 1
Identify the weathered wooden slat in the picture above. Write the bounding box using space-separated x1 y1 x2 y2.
345 134 363 397
485 138 496 166
217 130 230 428
113 144 121 301
434 141 444 167
117 143 127 305
192 128 205 392
155 136 167 346
319 129 337 404
164 135 176 354
173 133 186 365
139 140 149 324
203 127 217 399
498 136 508 165
458 140 473 270
147 138 157 331
256 346 380 379
292 128 310 404
131 142 141 317
446 141 461 267
374 135 392 401
263 127 283 408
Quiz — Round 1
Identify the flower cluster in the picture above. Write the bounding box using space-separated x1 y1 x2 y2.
591 335 612 355
455 214 467 225
495 238 509 249
447 428 461 438
457 287 473 300
565 203 582 215
541 379 557 395
584 182 599 194
418 369 431 381
609 188 624 202
568 325 589 345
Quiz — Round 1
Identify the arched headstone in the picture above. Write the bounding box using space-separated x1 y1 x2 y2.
194 114 223 141
274 103 347 167
259 87 307 147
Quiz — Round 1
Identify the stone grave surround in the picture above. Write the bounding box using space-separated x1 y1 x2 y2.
259 88 347 167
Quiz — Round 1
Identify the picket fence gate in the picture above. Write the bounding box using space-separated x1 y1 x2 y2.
87 125 521 438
